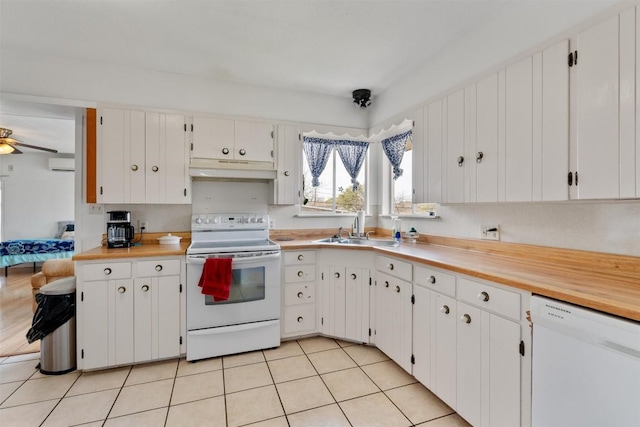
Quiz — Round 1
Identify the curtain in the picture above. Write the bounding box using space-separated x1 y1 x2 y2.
381 130 412 180
335 140 369 190
302 136 335 187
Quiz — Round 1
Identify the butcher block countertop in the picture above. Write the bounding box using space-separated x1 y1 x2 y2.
72 232 191 261
272 229 640 321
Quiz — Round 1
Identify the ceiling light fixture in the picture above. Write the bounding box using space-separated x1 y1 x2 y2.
352 89 372 108
0 143 15 154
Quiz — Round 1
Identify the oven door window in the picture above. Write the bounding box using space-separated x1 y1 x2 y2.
205 265 265 305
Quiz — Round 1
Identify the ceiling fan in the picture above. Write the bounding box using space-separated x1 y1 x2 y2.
0 127 58 154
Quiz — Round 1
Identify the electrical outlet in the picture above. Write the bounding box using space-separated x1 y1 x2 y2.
269 219 275 229
481 224 500 241
88 205 103 215
139 220 148 231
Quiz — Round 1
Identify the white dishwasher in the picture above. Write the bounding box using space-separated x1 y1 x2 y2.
531 296 640 427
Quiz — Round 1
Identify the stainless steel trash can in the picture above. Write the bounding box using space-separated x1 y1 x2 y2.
39 277 76 375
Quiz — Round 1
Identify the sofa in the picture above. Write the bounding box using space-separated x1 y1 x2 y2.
30 259 75 312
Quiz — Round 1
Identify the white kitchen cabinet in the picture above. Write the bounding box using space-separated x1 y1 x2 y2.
321 265 346 338
191 116 235 160
97 107 127 204
434 292 457 409
282 250 317 338
234 120 274 162
426 99 444 203
321 266 370 343
456 302 482 427
271 124 300 205
162 114 191 204
409 107 426 204
571 7 637 199
444 89 465 203
77 257 184 370
475 73 500 203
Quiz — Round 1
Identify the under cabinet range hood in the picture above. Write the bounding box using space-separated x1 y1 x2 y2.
189 158 276 180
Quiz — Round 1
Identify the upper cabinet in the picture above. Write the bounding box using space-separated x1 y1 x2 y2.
270 124 301 205
571 7 637 199
97 108 191 204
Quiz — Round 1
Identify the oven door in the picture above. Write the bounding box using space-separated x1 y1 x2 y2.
186 250 281 330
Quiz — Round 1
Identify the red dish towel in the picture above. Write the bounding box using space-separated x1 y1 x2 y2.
198 258 232 301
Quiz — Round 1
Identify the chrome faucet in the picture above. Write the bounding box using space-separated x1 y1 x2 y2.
353 216 360 238
337 227 349 241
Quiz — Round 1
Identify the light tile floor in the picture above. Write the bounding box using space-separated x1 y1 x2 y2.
0 337 472 427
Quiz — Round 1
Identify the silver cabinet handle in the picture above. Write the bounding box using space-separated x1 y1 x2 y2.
141 285 149 292
152 165 159 172
104 268 112 275
297 316 303 323
457 156 464 167
118 286 126 293
131 164 139 171
395 285 400 293
222 148 230 155
461 314 472 324
388 263 394 270
350 273 357 280
478 291 490 302
239 149 246 156
385 281 390 288
297 292 304 298
297 271 304 277
297 254 304 261
155 264 163 272
334 272 340 279
284 171 291 177
440 305 450 314
476 151 484 163
428 275 436 284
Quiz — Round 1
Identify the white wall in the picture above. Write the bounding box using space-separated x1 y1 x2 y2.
1 153 74 240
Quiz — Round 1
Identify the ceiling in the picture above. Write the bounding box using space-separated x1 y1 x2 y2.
0 0 621 154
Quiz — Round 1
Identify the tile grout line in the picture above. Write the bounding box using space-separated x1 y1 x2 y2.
162 359 181 426
101 365 133 425
261 344 291 426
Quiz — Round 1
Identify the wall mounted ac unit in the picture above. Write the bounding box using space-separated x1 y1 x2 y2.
48 157 75 172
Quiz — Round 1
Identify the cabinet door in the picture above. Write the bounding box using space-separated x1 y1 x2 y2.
464 85 477 203
476 73 500 203
157 276 181 359
505 56 534 202
411 107 426 204
456 302 482 427
144 112 162 204
435 293 457 410
134 278 153 362
234 121 274 162
128 110 146 203
164 114 190 204
374 272 391 354
98 108 126 203
412 285 432 388
273 124 299 205
488 314 521 427
80 281 109 370
345 267 369 343
111 279 134 366
320 266 346 338
427 99 444 203
191 116 234 159
445 89 465 203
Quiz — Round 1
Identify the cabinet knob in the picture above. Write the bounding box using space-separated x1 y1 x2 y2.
151 165 159 172
104 268 112 275
155 264 163 272
395 285 401 293
239 149 247 156
388 263 394 270
457 156 465 167
297 270 304 277
476 151 484 163
461 314 472 324
284 171 291 177
297 254 304 261
222 147 230 155
334 272 340 279
385 281 390 288
131 164 139 171
297 316 304 323
440 305 450 314
428 275 436 284
118 286 126 293
297 291 304 298
478 291 490 302
141 285 149 292
350 273 357 280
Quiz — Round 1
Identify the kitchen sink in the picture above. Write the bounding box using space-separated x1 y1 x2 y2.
313 237 399 247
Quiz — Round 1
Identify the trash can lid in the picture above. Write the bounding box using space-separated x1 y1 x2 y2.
40 277 76 295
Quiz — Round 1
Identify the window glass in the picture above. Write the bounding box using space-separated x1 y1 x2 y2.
391 148 413 215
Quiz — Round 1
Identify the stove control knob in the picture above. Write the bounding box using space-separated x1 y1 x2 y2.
257 217 264 223
250 217 256 223
213 217 220 224
205 217 212 224
195 217 203 225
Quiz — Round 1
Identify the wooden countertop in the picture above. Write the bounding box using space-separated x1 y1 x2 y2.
73 232 191 261
273 231 640 321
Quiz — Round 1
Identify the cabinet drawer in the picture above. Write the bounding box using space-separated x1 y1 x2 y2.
83 262 132 281
284 251 316 265
284 265 316 283
457 277 521 321
376 255 412 282
284 283 315 305
137 259 181 277
414 265 456 297
284 304 316 334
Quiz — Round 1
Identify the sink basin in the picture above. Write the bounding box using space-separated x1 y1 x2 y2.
313 237 399 247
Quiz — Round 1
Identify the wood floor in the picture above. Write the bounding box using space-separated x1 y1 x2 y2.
0 265 40 356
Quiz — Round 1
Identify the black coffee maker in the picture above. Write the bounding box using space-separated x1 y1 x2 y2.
106 211 135 248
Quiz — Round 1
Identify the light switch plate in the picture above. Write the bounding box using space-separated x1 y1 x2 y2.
481 224 500 240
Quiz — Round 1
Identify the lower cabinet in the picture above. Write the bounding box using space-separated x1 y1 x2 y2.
77 257 184 370
282 250 317 338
